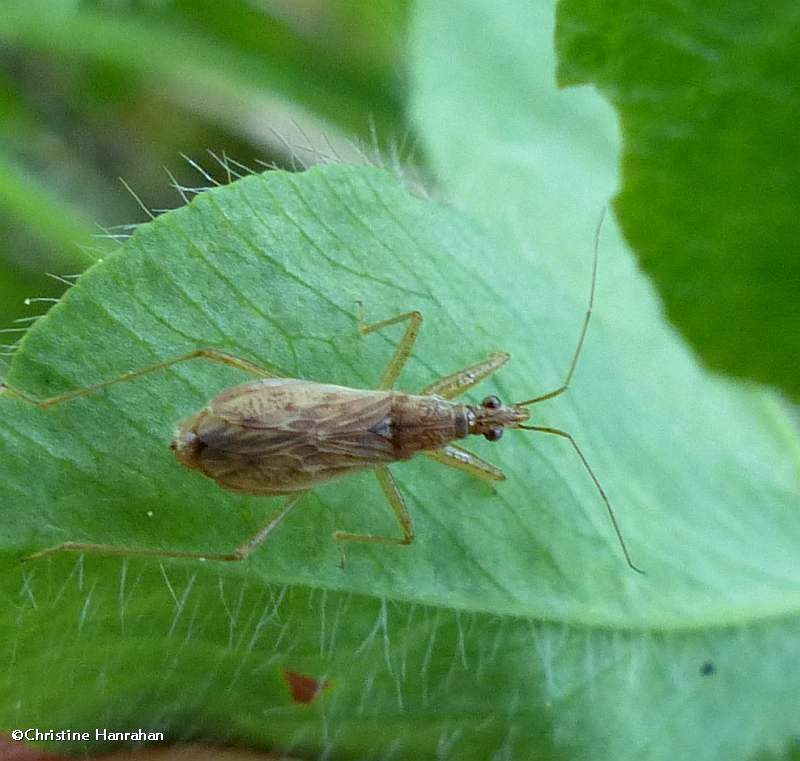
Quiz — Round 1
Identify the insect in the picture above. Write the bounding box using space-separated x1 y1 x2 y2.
1 222 642 572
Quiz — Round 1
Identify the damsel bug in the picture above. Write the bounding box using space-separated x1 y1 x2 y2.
1 221 642 572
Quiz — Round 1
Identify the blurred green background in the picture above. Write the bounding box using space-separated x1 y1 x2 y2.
0 0 409 353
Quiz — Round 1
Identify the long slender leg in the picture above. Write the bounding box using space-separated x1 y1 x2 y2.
521 424 643 574
517 209 604 406
424 444 506 481
0 348 279 409
357 302 422 390
334 466 415 547
420 352 509 400
24 492 306 563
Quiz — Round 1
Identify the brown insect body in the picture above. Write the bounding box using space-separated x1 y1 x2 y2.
172 378 530 496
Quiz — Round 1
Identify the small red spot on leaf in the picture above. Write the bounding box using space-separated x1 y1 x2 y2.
280 667 329 705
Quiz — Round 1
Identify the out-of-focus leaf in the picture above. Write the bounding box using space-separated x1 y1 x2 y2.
556 0 800 402
0 0 404 141
0 154 93 264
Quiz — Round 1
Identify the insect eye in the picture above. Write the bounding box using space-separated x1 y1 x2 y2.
484 428 503 442
482 395 501 410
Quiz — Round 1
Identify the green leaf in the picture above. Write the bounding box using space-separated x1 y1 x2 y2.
3 3 800 759
8 163 654 615
555 0 800 402
0 163 651 758
410 0 800 758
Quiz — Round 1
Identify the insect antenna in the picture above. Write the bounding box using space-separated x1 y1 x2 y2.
514 209 644 574
516 207 603 407
518 423 643 573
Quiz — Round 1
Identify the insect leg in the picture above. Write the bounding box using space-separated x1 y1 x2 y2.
356 302 422 389
0 348 279 409
423 444 506 481
419 352 509 400
521 424 643 574
334 466 415 548
24 492 305 563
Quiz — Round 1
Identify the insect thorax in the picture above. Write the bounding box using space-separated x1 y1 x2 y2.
389 393 469 459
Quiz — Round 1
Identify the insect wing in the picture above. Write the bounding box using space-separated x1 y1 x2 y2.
191 380 397 494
